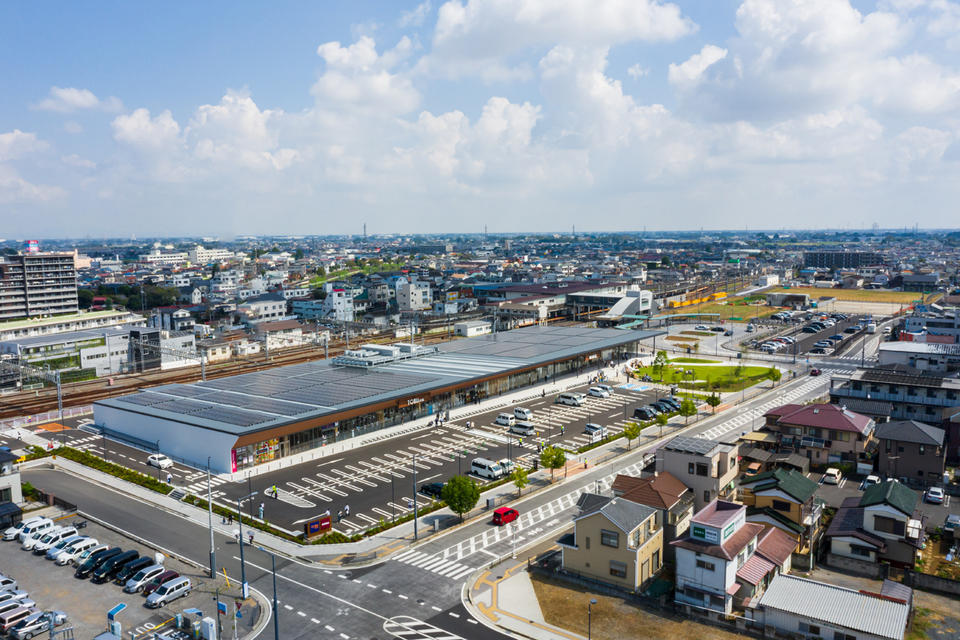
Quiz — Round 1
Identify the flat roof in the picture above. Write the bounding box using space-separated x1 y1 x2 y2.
95 325 664 438
0 326 132 348
0 309 134 331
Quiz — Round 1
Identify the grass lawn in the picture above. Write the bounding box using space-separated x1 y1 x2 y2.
669 357 720 364
766 287 939 305
634 363 774 392
659 300 780 321
679 330 714 337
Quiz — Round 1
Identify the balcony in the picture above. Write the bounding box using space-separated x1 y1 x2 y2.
832 387 959 407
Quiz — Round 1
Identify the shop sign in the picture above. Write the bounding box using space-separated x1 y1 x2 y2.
304 516 332 539
586 354 599 360
398 393 431 408
692 525 718 543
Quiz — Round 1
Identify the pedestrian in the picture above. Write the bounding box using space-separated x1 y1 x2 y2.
345 504 350 517
323 509 330 517
248 531 254 545
337 510 343 522
166 472 173 484
273 485 279 499
228 512 234 526
407 499 413 509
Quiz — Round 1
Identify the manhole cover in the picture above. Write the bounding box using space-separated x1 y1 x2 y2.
496 575 503 579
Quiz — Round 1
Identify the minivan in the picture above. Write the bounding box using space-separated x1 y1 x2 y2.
145 577 192 609
494 413 515 427
588 387 610 398
584 423 607 437
114 557 153 586
23 525 62 552
141 570 180 597
2 517 44 542
58 540 103 566
33 526 78 555
633 407 656 421
92 550 140 583
75 547 122 579
10 610 67 640
17 519 53 543
556 393 584 407
0 607 39 635
509 422 536 437
660 398 681 411
470 458 503 480
45 534 85 561
513 407 532 421
596 384 614 394
123 564 165 593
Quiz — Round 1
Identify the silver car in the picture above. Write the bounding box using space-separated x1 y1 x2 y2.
123 564 165 593
145 577 191 608
10 610 67 640
0 592 29 608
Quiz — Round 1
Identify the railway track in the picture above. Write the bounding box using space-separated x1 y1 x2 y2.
0 331 457 419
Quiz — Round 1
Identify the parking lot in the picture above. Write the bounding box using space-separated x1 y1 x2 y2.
747 314 871 357
0 516 253 639
811 470 957 528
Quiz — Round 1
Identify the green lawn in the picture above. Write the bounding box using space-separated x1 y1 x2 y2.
634 363 775 392
669 358 720 364
679 330 714 337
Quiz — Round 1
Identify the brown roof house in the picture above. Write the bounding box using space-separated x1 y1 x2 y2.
671 500 798 616
611 472 695 561
763 403 875 465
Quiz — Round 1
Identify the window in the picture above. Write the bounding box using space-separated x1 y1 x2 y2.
850 545 872 557
609 561 627 579
772 500 791 512
800 622 821 635
704 490 710 504
834 633 856 640
601 530 619 548
696 463 708 477
652 550 660 571
688 462 695 475
738 551 746 568
696 559 716 571
710 595 725 608
898 446 904 452
747 542 755 556
874 515 905 536
585 537 590 550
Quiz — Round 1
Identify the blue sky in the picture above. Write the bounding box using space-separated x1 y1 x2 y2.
2 0 960 238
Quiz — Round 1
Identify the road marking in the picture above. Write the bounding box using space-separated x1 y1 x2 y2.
297 611 306 617
284 605 293 610
367 583 377 588
311 618 320 624
449 612 460 618
432 606 441 611
382 589 392 594
325 625 334 631
398 594 408 599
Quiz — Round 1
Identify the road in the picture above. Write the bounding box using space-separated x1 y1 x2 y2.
23 360 842 640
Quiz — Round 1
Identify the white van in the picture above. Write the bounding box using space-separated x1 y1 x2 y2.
56 538 100 566
513 407 533 421
17 519 52 543
494 413 515 427
3 517 45 542
556 393 584 407
596 384 614 395
145 577 192 609
471 458 504 480
46 535 85 561
33 526 78 554
509 422 536 437
585 423 607 437
22 525 60 550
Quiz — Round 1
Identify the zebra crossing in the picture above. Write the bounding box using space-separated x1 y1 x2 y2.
615 382 653 391
389 549 477 580
183 472 230 498
383 616 466 640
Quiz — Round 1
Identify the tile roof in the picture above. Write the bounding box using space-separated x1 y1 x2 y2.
765 403 874 434
736 553 775 586
672 522 764 561
825 497 888 551
755 526 799 566
758 575 909 640
692 499 744 528
860 480 918 517
875 420 945 447
745 507 805 535
575 494 657 534
615 472 692 511
741 468 818 504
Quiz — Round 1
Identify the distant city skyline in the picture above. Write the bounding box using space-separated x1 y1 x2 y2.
3 0 960 238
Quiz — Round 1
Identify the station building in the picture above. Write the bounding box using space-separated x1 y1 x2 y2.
93 325 664 473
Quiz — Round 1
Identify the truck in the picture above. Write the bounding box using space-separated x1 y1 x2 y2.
866 323 877 334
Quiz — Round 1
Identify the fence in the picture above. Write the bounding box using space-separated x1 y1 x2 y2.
31 489 78 514
0 405 94 437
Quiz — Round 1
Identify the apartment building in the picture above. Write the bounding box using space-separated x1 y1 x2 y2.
830 367 960 423
398 280 433 312
656 436 739 511
803 250 883 270
0 252 78 320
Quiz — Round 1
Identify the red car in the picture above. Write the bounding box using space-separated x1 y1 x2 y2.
493 507 519 526
810 369 822 376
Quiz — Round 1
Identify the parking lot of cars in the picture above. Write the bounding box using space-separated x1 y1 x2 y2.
0 516 226 640
746 313 868 357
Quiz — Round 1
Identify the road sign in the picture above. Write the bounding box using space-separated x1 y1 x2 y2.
218 602 227 615
107 603 126 622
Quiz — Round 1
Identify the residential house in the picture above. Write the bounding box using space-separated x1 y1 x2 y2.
611 472 694 561
875 420 946 486
236 293 290 325
739 468 822 560
655 435 739 511
177 286 204 305
763 403 875 464
398 280 433 311
750 574 910 640
672 500 797 615
556 494 663 592
321 288 355 322
825 480 926 569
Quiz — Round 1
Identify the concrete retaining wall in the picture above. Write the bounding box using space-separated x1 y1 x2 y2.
826 553 885 579
903 569 960 596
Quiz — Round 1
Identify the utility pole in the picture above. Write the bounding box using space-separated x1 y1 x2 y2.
208 457 216 579
412 454 418 540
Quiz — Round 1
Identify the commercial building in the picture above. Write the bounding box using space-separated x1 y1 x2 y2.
803 250 884 270
0 252 78 320
0 327 133 377
878 341 960 373
655 436 739 511
93 325 663 473
188 246 236 264
0 309 144 342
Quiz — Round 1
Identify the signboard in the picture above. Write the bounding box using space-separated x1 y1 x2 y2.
692 525 718 543
304 515 333 539
398 393 431 408
723 523 736 541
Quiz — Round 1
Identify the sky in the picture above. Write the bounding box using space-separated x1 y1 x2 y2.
2 0 960 239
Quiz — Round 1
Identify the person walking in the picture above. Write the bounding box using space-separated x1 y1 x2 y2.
248 531 254 545
166 472 173 484
228 512 234 526
337 510 343 522
344 504 350 517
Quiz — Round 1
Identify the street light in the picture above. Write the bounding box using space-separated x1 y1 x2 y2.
207 456 215 579
237 492 258 598
412 454 418 541
257 546 280 640
588 599 597 640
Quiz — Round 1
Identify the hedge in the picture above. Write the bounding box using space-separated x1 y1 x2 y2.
29 445 174 495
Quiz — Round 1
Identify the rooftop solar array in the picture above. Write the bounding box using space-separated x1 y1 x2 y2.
104 325 660 434
663 435 725 455
859 370 952 387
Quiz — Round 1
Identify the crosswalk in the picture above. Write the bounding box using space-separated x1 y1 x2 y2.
383 616 466 640
616 382 653 391
389 549 477 580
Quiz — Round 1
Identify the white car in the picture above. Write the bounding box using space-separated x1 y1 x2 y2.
22 526 62 551
588 387 610 398
695 325 709 331
823 468 842 485
863 475 882 488
2 517 44 542
925 487 945 504
147 454 173 469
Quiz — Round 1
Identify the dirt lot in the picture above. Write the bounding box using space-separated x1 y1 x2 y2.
530 574 750 640
766 288 933 305
0 517 257 639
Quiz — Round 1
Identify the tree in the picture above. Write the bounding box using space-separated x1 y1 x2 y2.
692 341 700 357
706 393 721 414
269 245 280 253
660 255 672 267
679 398 697 424
622 422 642 450
652 350 668 382
294 248 305 261
766 366 782 387
316 266 326 277
511 467 529 498
655 412 669 436
211 263 220 277
77 289 95 309
540 446 567 483
441 476 480 523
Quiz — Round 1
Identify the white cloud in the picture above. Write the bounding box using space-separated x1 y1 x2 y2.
112 108 182 149
312 37 420 114
0 130 66 203
63 121 83 134
0 130 48 161
400 1 432 27
418 0 696 79
37 87 123 113
627 64 648 79
667 45 727 88
62 154 97 169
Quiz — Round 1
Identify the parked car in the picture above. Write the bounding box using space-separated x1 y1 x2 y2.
33 527 78 555
863 475 882 488
45 535 86 561
2 517 44 542
652 401 675 413
114 557 154 586
710 327 724 332
123 564 166 594
925 487 945 504
492 507 519 526
844 326 859 334
75 547 123 579
588 387 610 398
724 329 733 336
659 398 681 411
418 483 445 500
59 541 105 566
0 577 17 592
695 325 709 331
823 468 842 485
0 607 40 635
584 423 607 437
0 600 35 618
145 577 191 609
633 407 657 421
498 459 516 475
801 327 819 334
146 454 173 469
141 570 180 597
494 413 515 427
829 334 844 342
809 348 829 355
10 610 67 640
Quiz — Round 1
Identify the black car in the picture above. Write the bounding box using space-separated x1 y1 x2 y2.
710 326 725 332
92 549 139 583
724 329 734 336
76 547 122 579
419 482 445 500
652 401 674 413
115 556 153 585
633 407 656 421
659 398 681 411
